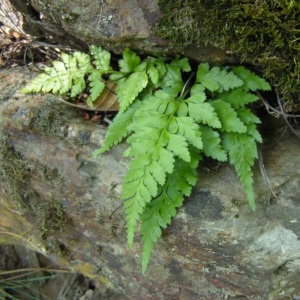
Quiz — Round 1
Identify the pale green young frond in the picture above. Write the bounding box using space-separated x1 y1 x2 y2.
89 45 111 73
21 51 93 96
117 71 148 112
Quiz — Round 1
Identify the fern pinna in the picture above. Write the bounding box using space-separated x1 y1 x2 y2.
22 47 271 274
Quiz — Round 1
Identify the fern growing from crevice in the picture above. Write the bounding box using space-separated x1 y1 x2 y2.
22 46 271 274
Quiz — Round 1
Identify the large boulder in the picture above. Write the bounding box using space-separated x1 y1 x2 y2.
0 65 300 298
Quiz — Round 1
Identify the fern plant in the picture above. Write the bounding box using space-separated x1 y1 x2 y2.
22 46 271 274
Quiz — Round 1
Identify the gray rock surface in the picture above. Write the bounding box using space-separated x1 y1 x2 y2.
1 0 234 63
0 66 300 299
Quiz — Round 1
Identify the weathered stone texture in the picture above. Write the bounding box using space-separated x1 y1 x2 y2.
1 0 234 63
1 67 300 299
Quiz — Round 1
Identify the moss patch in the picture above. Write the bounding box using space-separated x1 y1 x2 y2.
28 105 65 135
0 131 35 211
0 131 68 252
157 0 300 107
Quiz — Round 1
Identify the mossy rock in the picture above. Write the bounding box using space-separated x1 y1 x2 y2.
157 0 300 107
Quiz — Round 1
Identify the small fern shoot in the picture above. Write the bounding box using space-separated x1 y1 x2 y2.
22 46 271 273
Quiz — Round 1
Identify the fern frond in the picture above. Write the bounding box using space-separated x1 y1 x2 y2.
119 48 142 72
185 95 221 128
236 108 261 125
222 132 259 211
21 52 92 96
89 45 111 73
219 87 260 109
199 125 227 161
21 47 272 274
211 100 247 133
190 102 221 127
93 101 141 156
122 104 176 245
232 66 272 91
170 57 191 72
122 90 201 247
122 149 175 247
140 148 201 274
196 63 243 92
117 72 148 112
175 116 203 149
160 65 184 97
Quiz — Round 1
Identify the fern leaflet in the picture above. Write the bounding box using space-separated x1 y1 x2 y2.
222 132 259 211
141 148 200 274
93 101 141 156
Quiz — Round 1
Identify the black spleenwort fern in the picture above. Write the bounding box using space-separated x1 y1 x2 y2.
22 46 271 274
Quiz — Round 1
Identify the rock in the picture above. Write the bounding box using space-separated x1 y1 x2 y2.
1 66 300 299
1 0 234 64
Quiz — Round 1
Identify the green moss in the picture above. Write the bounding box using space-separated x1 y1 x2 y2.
0 131 35 211
28 105 64 135
157 0 300 106
0 132 67 251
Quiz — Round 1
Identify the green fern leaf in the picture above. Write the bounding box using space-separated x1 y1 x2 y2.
122 113 176 246
237 108 261 125
196 63 243 92
153 145 175 174
222 132 258 211
164 132 190 162
185 95 221 128
141 149 201 274
232 66 272 91
87 70 106 102
147 65 159 84
160 65 184 97
199 125 227 161
211 100 247 133
21 51 93 96
246 124 262 143
190 83 206 95
71 52 93 97
89 45 111 73
220 87 259 109
117 71 148 112
123 152 173 247
93 101 141 156
119 48 142 72
175 116 203 149
170 57 191 72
